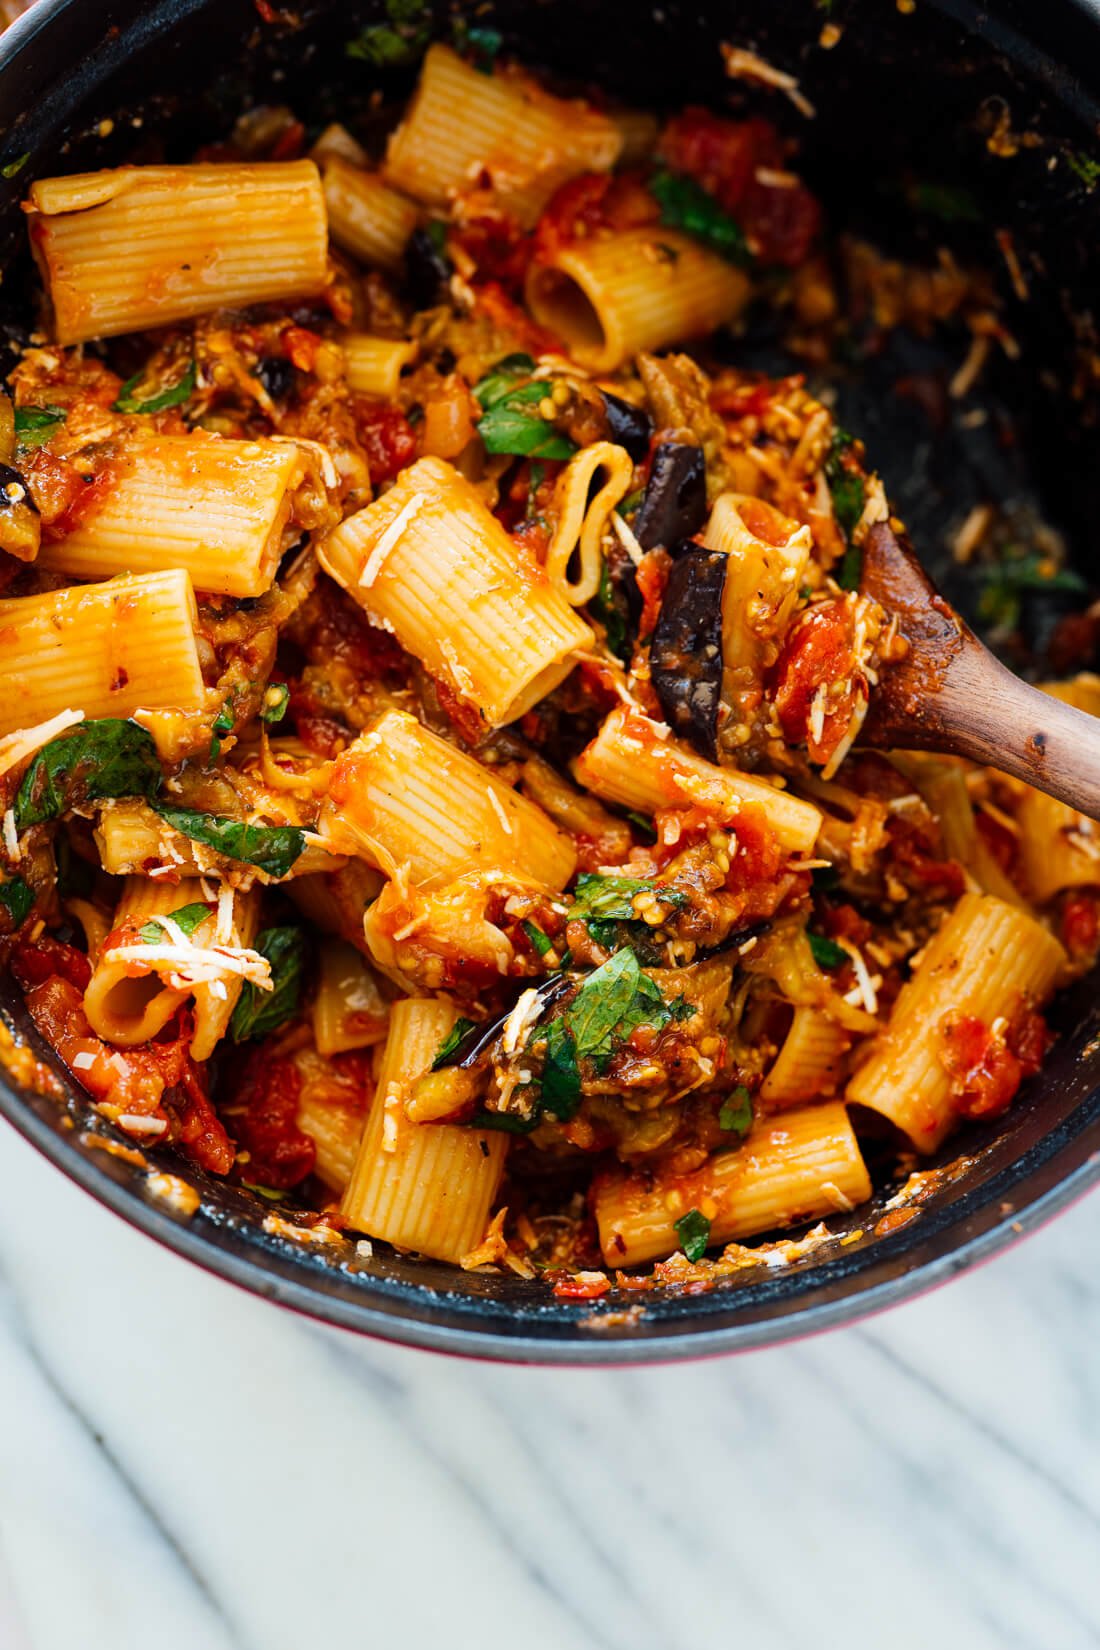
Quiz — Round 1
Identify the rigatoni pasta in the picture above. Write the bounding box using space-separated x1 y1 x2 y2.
38 436 305 598
27 161 328 344
321 156 420 273
317 456 592 727
0 570 205 735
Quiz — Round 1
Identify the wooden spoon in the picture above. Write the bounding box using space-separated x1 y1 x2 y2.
858 521 1100 820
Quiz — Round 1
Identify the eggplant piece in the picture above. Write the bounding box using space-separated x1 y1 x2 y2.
692 919 771 965
404 225 452 309
0 460 40 560
633 440 707 552
437 974 573 1071
255 355 296 401
650 547 727 761
601 391 653 462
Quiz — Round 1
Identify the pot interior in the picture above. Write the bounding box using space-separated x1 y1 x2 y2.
1 0 1099 1356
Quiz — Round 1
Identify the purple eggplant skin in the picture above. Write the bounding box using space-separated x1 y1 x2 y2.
602 391 653 462
633 441 707 551
439 975 574 1071
650 546 727 761
404 225 452 309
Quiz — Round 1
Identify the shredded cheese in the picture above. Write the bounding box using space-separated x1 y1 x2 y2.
0 708 84 778
486 785 514 838
501 987 543 1057
360 496 425 588
2 809 18 860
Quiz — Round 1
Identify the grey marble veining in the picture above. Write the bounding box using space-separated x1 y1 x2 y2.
1 1122 1098 1650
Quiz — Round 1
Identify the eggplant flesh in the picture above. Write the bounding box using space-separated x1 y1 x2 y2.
633 441 707 552
650 546 727 761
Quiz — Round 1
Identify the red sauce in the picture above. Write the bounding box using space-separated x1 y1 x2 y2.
1062 890 1100 958
657 110 820 267
434 678 486 747
534 171 659 262
939 1007 1051 1121
227 1052 314 1189
353 398 418 486
888 820 967 899
634 549 671 640
12 934 92 993
452 206 532 294
474 282 563 356
724 803 784 893
26 451 120 541
772 599 862 765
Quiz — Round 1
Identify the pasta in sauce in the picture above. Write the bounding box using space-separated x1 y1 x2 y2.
0 38 1094 1291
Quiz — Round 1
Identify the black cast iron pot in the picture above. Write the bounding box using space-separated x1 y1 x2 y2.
2 0 1099 1362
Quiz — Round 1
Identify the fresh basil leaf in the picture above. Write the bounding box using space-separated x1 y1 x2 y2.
153 805 305 876
569 873 685 924
0 875 33 926
1067 150 1100 189
540 1017 581 1118
668 995 695 1023
261 683 290 725
15 719 161 828
824 428 866 587
563 947 678 1063
432 1016 478 1070
114 360 196 416
469 1107 538 1134
473 353 537 409
521 919 553 957
137 902 213 944
1 152 29 180
593 557 630 663
626 810 657 843
808 930 847 969
240 1181 288 1202
718 1085 753 1136
977 551 1086 633
649 169 751 266
347 1 429 67
618 488 645 516
229 926 307 1042
674 1206 711 1262
477 381 576 461
452 17 503 71
14 404 65 448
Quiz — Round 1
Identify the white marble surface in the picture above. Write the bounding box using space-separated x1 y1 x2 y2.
0 1122 1098 1650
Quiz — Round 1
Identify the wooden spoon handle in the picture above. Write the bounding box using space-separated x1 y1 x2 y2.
932 647 1100 819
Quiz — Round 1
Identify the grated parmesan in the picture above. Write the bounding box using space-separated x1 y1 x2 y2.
359 496 425 588
0 708 84 778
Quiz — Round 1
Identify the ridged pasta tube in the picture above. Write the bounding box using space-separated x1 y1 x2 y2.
317 456 592 727
321 156 420 272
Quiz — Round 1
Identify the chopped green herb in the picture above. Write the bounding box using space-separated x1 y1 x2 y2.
15 719 161 828
475 376 576 461
824 428 866 587
241 1181 288 1202
346 0 429 66
425 218 448 254
539 1017 581 1118
208 703 234 763
674 1207 711 1262
718 1085 753 1136
14 404 65 448
808 930 847 969
137 902 213 944
617 488 645 516
593 557 630 663
977 551 1086 633
521 919 553 957
261 683 291 725
432 1016 478 1070
648 169 751 266
473 353 537 408
1 152 28 180
153 805 305 877
469 1108 538 1134
230 926 307 1042
0 875 33 926
1068 150 1100 189
906 181 982 223
569 872 684 925
626 810 657 843
452 17 503 71
114 359 196 416
668 995 695 1023
563 946 679 1064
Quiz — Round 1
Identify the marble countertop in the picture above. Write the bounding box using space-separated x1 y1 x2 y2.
1 1121 1098 1650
